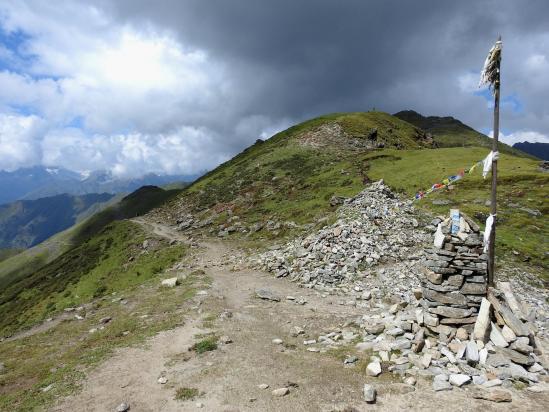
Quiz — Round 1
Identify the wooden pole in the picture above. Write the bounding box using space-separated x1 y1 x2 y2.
488 37 501 287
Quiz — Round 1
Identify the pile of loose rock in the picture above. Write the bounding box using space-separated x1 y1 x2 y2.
258 180 430 293
292 281 548 400
256 182 549 400
422 211 488 327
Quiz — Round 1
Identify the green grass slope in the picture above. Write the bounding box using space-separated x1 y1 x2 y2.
0 220 185 336
0 221 199 411
154 111 433 237
0 186 183 292
362 148 548 271
0 193 115 249
394 110 529 157
154 111 546 271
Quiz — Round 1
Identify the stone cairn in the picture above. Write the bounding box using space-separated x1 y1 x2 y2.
421 209 488 329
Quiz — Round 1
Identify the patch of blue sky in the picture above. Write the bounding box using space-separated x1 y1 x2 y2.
66 116 85 129
501 94 523 113
0 27 36 72
474 87 523 114
7 103 39 116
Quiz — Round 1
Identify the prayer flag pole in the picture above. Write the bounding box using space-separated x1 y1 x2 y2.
480 36 502 287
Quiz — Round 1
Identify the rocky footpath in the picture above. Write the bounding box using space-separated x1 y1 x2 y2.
254 181 549 402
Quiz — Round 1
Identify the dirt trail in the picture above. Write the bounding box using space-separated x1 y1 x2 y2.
52 219 548 412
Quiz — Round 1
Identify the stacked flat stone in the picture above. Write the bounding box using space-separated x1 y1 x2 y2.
422 212 488 328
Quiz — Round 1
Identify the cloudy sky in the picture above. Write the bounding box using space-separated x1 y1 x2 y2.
0 0 548 177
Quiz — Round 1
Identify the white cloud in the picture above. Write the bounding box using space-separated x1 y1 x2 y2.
457 72 480 93
0 1 240 176
490 130 549 146
41 126 228 178
0 113 45 171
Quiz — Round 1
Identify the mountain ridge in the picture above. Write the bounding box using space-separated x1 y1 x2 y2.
393 110 530 157
0 166 198 205
0 192 116 250
513 141 549 160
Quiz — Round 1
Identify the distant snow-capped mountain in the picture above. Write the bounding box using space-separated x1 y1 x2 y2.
0 166 199 205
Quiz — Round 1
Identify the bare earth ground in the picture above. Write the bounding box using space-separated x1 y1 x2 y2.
51 220 549 412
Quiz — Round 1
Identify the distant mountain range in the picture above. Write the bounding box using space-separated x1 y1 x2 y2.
512 142 549 160
0 192 115 249
0 166 199 205
393 110 529 157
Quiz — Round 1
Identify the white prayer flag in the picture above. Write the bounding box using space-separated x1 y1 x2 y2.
479 39 502 94
483 214 495 253
482 151 499 179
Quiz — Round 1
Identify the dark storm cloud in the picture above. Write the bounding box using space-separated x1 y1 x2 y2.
1 1 548 176
99 0 549 144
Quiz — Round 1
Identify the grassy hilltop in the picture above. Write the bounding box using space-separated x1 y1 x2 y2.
152 111 547 271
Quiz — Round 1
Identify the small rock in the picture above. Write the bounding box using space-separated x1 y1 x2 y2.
466 341 479 365
116 403 130 412
366 362 382 377
344 356 359 365
157 376 168 384
161 277 179 287
290 326 305 337
472 375 486 385
272 387 289 397
386 327 404 337
100 316 112 324
501 326 516 343
489 323 508 348
258 384 269 389
456 328 468 341
404 377 417 386
196 402 205 408
219 336 233 344
433 378 453 391
482 379 503 388
272 338 283 345
421 353 432 368
449 374 471 387
363 384 376 403
364 323 385 335
255 288 281 302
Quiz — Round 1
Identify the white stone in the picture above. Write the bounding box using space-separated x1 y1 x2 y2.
479 348 488 365
272 387 289 397
501 325 517 343
449 374 471 387
366 361 382 377
482 379 502 388
434 224 445 248
258 384 269 389
421 353 432 368
363 384 376 403
441 347 456 364
272 338 283 345
466 341 479 364
473 375 486 385
161 277 179 287
405 377 417 386
473 298 491 341
489 323 509 348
